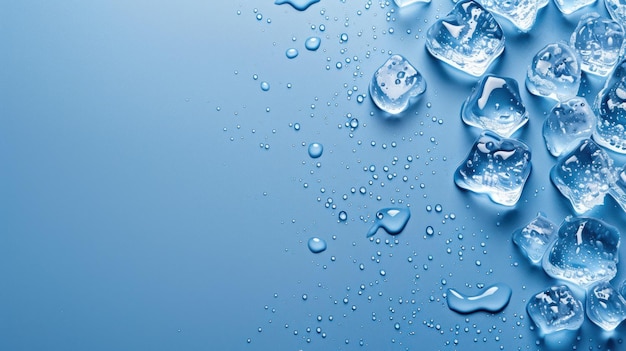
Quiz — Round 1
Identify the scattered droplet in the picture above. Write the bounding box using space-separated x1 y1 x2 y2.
305 36 321 51
260 81 270 91
308 142 324 158
447 283 512 314
286 48 299 59
308 237 327 253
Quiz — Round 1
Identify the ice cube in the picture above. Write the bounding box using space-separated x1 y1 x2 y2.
512 213 557 265
542 216 620 288
454 131 532 206
461 74 528 137
605 0 626 24
542 97 596 157
554 0 597 14
393 0 431 7
586 281 626 331
593 59 626 153
425 0 505 77
369 55 427 115
527 285 584 335
570 13 625 77
608 164 626 212
526 42 581 101
550 139 615 214
477 0 539 32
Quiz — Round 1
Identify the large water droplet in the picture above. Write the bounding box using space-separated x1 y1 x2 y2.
305 36 321 51
274 0 320 11
446 283 512 313
308 237 327 253
308 142 324 158
366 208 411 237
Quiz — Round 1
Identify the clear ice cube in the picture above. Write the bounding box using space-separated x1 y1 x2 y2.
369 55 426 115
393 0 431 7
425 0 505 77
526 42 581 101
512 213 557 265
554 0 597 14
542 217 620 288
586 281 626 331
527 285 584 335
454 131 532 206
605 0 626 24
570 13 625 77
542 97 596 157
593 59 626 153
478 0 539 32
550 139 615 214
608 164 626 212
461 75 528 137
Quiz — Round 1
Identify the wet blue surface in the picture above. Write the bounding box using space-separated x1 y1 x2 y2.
3 1 626 350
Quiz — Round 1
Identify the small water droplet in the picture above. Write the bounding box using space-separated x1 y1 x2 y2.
286 48 299 59
338 211 348 221
308 142 324 158
305 36 321 51
308 237 327 253
260 81 270 91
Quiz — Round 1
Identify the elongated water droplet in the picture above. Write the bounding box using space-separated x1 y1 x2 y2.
446 283 512 314
366 208 411 237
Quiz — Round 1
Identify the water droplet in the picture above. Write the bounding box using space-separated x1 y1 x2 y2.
260 81 270 91
305 36 321 51
308 142 324 158
340 33 349 43
274 0 321 11
446 283 512 314
308 237 327 253
293 123 301 131
366 208 411 237
338 211 348 221
426 226 434 236
286 48 299 59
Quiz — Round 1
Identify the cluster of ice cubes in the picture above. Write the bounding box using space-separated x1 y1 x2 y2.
369 55 426 115
425 0 505 77
454 131 532 206
461 74 529 137
514 214 625 332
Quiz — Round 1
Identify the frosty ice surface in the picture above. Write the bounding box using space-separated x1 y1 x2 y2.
461 74 528 137
570 13 625 77
454 131 532 206
527 285 584 334
478 0 539 32
512 213 557 265
526 42 581 101
593 59 626 153
586 281 626 331
550 139 615 214
369 55 426 114
554 0 597 14
542 217 620 288
425 0 505 77
542 97 596 157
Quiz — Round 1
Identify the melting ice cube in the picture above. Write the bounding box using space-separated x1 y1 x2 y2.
369 55 426 115
526 42 581 101
425 0 505 77
461 74 528 137
542 217 620 288
550 139 615 214
393 0 431 7
527 285 584 335
554 0 597 14
477 0 539 32
605 0 626 24
454 131 532 206
512 213 557 265
542 97 596 157
593 59 626 154
570 13 625 77
586 281 626 331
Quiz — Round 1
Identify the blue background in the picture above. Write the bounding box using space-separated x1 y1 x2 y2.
2 1 626 350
